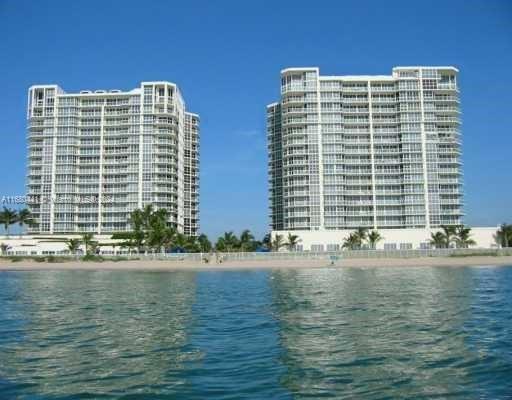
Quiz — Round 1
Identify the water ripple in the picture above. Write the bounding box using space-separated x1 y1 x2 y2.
0 267 511 399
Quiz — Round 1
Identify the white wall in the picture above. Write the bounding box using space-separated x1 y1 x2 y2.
272 227 499 251
0 227 500 256
0 235 126 256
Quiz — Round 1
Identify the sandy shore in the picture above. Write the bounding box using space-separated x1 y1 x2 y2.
1 256 511 271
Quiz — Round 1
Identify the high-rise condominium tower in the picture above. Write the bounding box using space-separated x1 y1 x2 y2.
27 82 199 235
268 67 462 231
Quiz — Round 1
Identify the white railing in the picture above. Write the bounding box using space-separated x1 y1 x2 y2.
5 248 510 261
89 248 512 261
5 245 512 265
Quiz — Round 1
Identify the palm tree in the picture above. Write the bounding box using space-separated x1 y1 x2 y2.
495 223 512 248
81 232 97 256
271 234 284 251
441 225 457 248
67 238 82 258
141 204 155 228
0 207 17 238
239 229 255 252
262 233 272 250
285 233 301 251
503 223 512 247
151 208 168 225
184 236 202 253
127 208 147 252
111 242 118 256
197 233 212 252
215 237 225 252
454 225 476 248
173 233 191 251
16 208 33 238
367 230 383 250
148 224 175 253
353 227 368 249
146 209 175 253
252 239 263 251
342 233 359 250
129 208 145 230
111 231 141 254
88 241 100 255
1 243 11 256
216 232 239 252
126 206 174 253
124 205 209 254
429 232 447 249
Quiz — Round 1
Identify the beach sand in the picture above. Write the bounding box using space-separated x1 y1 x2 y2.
1 256 511 271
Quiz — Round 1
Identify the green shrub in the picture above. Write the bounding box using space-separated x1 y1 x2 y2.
81 254 104 262
44 255 73 263
110 256 130 262
449 251 499 257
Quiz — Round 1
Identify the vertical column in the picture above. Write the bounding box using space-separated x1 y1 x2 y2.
49 89 58 233
137 86 144 210
27 88 40 233
316 73 324 229
367 81 378 229
97 103 105 234
418 69 431 229
267 103 283 231
177 94 185 233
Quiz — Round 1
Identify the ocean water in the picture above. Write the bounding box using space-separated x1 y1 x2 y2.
0 266 511 399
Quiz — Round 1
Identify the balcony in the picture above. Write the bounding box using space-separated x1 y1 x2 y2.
284 117 315 126
342 85 368 93
343 190 373 195
281 82 316 94
371 97 397 104
342 97 369 104
436 83 458 91
283 106 313 115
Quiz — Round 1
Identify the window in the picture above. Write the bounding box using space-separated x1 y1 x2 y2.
311 244 324 252
384 243 397 250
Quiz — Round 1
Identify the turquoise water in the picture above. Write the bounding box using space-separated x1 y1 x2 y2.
0 266 511 399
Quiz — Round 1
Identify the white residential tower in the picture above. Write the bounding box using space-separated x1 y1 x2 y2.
268 67 462 233
27 82 199 235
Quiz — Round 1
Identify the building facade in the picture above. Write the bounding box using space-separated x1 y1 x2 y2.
268 67 462 232
270 228 497 252
27 82 199 235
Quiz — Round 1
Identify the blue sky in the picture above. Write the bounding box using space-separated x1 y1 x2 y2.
0 0 511 239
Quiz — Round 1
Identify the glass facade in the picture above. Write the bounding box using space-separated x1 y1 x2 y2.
26 82 199 235
267 67 462 231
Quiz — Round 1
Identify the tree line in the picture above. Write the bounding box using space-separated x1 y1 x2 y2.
264 224 511 251
69 206 280 255
0 207 33 237
1 205 512 254
339 224 512 250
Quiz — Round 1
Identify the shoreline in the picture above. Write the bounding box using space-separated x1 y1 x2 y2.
1 256 511 271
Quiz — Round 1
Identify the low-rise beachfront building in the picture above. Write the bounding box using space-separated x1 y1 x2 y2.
0 235 120 256
271 227 498 251
0 227 501 256
26 82 199 236
267 66 497 249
